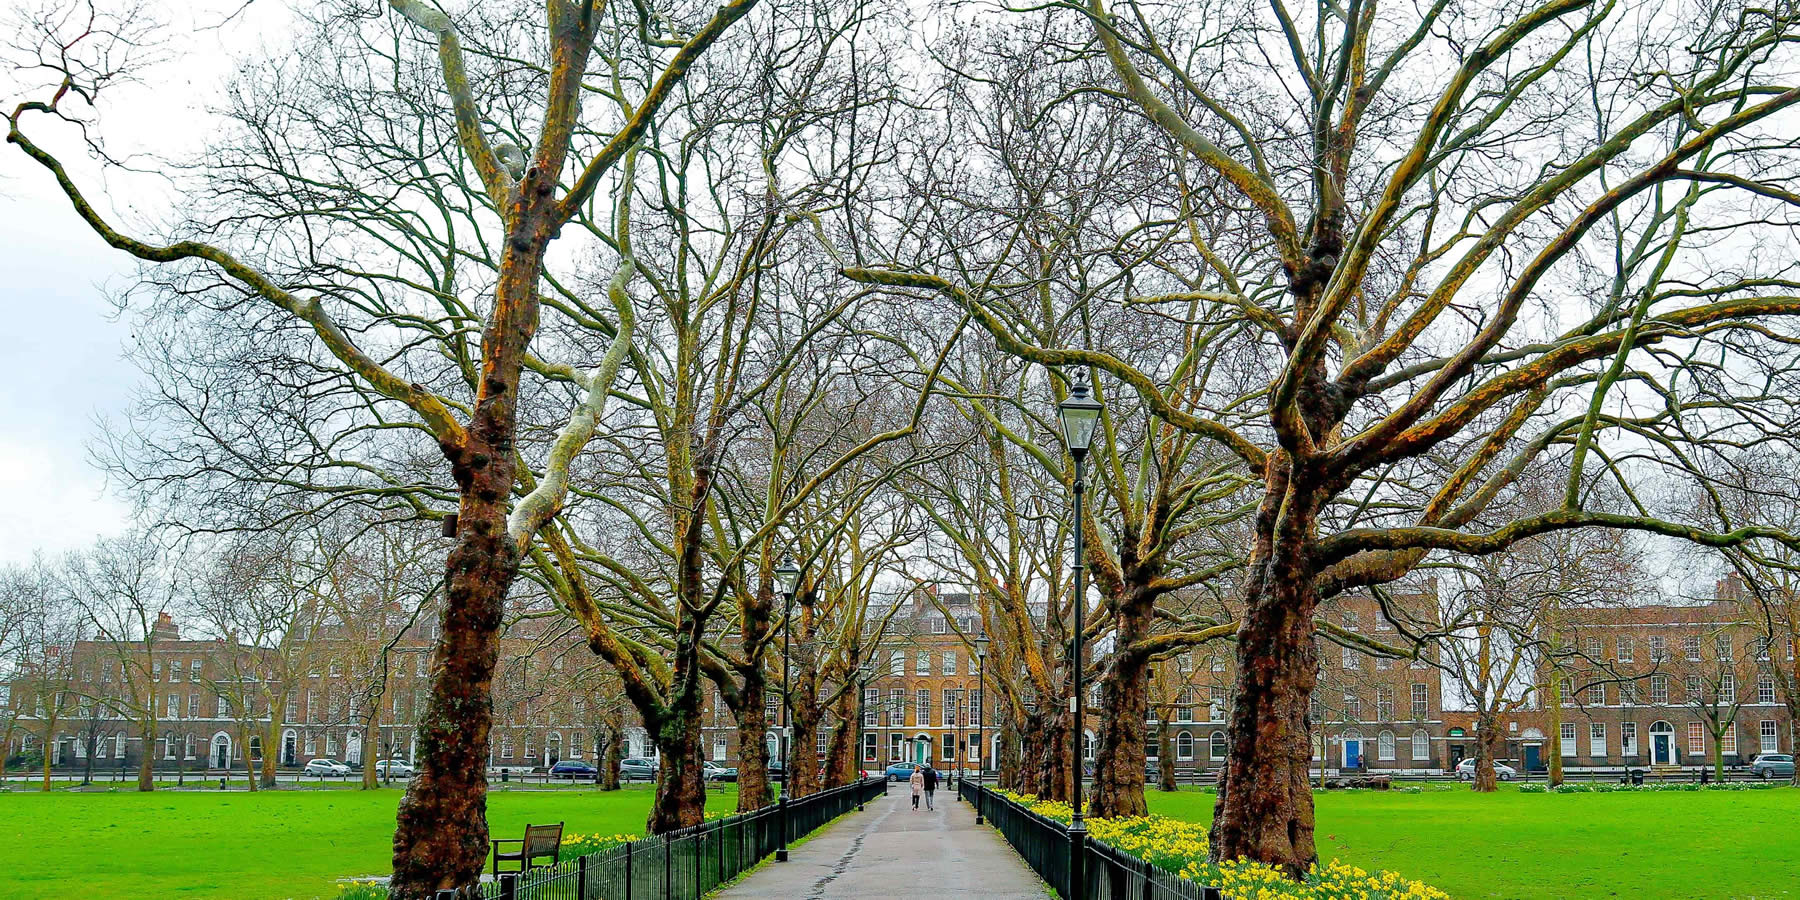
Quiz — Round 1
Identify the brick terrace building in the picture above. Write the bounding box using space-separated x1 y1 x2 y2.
3 610 622 775
795 583 1448 778
7 585 1451 779
1534 576 1795 773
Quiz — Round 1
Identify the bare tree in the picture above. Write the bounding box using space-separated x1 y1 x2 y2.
1695 448 1800 785
9 0 772 886
4 560 85 790
849 0 1800 875
62 531 185 792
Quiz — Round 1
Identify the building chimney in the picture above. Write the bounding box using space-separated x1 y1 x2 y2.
151 611 181 642
1716 573 1746 602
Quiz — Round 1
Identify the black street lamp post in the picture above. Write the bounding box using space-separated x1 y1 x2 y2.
855 663 874 809
774 556 802 863
975 634 989 825
1058 374 1102 900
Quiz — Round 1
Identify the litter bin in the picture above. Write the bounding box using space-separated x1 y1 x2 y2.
1628 768 1645 786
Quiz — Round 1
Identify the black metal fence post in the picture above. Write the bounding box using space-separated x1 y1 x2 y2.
1068 821 1087 900
623 837 633 900
775 795 790 861
498 873 517 900
577 854 588 900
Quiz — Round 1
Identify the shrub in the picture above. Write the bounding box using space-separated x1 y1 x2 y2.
334 880 388 899
1541 781 1777 794
990 789 1448 900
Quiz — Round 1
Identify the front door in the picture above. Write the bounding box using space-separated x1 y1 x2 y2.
1523 744 1541 772
212 737 230 769
914 739 928 764
1344 740 1361 770
1652 733 1673 765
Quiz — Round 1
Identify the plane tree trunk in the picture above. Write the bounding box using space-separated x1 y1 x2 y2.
1089 585 1155 818
1210 483 1322 878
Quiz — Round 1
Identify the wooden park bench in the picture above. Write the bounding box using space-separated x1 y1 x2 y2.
492 822 563 877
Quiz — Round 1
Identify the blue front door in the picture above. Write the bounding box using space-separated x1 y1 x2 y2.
1524 745 1542 772
1345 740 1361 770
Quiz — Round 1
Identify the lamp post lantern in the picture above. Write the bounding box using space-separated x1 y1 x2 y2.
1058 373 1101 900
774 555 802 862
975 633 989 824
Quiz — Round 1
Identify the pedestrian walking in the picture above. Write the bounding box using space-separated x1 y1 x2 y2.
909 766 925 810
922 765 938 810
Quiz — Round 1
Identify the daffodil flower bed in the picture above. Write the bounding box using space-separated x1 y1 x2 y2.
559 831 642 860
989 789 1449 900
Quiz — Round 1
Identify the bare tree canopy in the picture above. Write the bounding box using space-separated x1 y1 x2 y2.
844 0 1800 875
10 0 1800 890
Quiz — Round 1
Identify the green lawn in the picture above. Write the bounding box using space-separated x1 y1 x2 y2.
1148 785 1800 900
4 784 1791 899
0 785 736 900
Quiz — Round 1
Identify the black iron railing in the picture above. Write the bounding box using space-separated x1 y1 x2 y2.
453 776 887 900
961 779 1221 900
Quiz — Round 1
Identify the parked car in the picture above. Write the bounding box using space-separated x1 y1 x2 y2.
549 760 598 778
374 759 415 779
704 761 738 783
490 763 538 777
1454 758 1516 781
304 758 351 777
1750 753 1795 781
884 762 922 782
620 757 659 780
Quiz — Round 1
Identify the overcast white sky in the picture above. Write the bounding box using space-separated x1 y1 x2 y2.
0 2 291 565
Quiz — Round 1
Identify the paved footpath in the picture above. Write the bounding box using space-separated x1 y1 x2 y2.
715 786 1047 899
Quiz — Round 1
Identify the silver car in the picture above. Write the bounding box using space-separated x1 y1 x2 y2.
1454 757 1516 781
304 758 351 776
1750 753 1794 781
375 759 415 779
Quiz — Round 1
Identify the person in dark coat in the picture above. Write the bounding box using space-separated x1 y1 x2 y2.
922 765 939 810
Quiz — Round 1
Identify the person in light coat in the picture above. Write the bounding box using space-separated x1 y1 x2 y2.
909 767 925 810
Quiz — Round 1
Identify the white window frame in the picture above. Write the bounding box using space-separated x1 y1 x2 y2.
1759 675 1777 704
1410 729 1429 761
1622 722 1638 756
1378 730 1396 761
1590 722 1606 757
1617 638 1634 662
1560 722 1577 757
1761 720 1779 754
